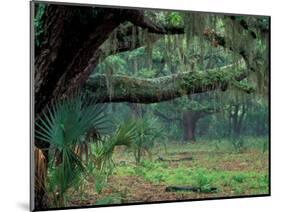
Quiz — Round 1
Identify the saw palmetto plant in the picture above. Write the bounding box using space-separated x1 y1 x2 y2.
90 120 138 193
132 116 164 164
91 120 137 171
35 94 108 206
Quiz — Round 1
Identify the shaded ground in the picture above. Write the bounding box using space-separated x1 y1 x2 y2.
67 140 269 207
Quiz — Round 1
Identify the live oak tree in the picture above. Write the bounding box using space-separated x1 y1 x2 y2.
85 30 253 143
33 2 269 209
153 96 222 142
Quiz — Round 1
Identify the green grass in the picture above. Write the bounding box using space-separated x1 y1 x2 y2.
114 137 269 196
66 136 269 206
115 162 268 195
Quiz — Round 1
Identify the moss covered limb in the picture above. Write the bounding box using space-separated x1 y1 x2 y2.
87 64 250 103
203 28 258 73
230 80 255 94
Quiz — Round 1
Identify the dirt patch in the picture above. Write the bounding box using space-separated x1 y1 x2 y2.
67 148 269 207
68 175 228 207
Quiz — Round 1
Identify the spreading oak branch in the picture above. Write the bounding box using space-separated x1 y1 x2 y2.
86 63 254 104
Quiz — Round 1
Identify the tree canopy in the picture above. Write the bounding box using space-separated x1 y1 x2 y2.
34 4 269 117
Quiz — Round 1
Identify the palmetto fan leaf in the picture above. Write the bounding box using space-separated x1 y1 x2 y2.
35 95 107 149
90 120 138 193
113 120 138 146
92 120 137 164
35 94 108 206
132 116 163 164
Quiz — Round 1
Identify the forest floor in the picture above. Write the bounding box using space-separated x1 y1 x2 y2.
68 138 269 207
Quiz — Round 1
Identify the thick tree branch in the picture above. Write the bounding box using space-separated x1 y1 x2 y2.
123 9 184 34
108 27 160 55
35 6 127 116
203 28 257 72
87 63 251 104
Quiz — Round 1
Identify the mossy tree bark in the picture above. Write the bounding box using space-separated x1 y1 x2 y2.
87 63 252 104
34 5 124 209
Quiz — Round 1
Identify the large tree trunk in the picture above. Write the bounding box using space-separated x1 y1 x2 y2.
34 6 122 117
183 118 196 142
181 107 222 142
228 104 247 137
33 5 122 210
182 111 201 142
34 149 49 210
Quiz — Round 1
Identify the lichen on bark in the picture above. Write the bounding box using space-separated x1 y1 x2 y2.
87 61 249 103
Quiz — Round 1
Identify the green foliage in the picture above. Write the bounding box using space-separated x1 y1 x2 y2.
262 139 268 153
96 55 127 75
91 120 137 172
193 169 213 192
94 194 122 205
90 140 114 194
166 12 184 26
34 3 45 47
36 94 108 206
132 116 163 164
230 137 245 153
47 152 85 206
138 68 157 78
113 138 269 200
232 174 245 183
90 120 137 193
36 95 107 149
93 171 107 194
